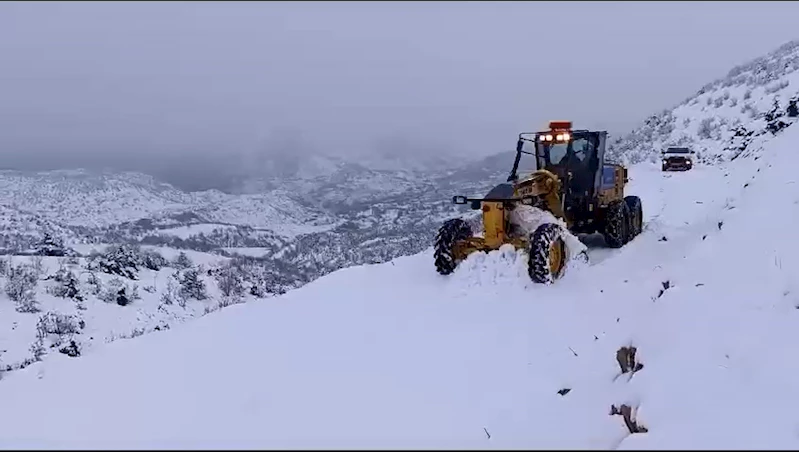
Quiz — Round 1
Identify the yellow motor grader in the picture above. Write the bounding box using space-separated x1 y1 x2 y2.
434 121 643 284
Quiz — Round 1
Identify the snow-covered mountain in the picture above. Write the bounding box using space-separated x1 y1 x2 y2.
608 40 799 164
0 169 338 239
1 117 798 447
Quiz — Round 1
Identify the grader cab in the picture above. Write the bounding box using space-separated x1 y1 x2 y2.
434 121 643 284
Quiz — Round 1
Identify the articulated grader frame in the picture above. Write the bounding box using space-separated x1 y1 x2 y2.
434 121 644 284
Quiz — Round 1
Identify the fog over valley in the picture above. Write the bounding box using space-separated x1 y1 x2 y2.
2 1 799 191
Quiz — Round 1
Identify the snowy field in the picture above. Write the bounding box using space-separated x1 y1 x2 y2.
0 124 796 448
155 223 238 240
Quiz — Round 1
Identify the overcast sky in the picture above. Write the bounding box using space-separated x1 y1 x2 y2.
1 1 798 177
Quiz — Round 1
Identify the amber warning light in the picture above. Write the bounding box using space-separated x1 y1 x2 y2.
548 120 572 130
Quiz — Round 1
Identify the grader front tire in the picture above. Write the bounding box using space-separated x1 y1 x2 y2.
434 218 473 275
528 223 567 284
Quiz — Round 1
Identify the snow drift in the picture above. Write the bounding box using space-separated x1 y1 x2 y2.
0 125 798 448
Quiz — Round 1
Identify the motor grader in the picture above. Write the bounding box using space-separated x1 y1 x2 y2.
434 121 643 284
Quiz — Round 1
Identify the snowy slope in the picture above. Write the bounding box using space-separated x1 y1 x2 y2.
609 40 799 165
0 244 296 376
0 120 796 447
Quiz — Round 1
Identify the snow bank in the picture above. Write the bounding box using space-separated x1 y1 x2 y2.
0 127 797 448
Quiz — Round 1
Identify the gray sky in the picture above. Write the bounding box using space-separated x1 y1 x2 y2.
1 1 798 181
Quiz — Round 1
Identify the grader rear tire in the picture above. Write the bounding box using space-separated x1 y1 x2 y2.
624 195 643 238
528 223 567 284
434 218 473 275
603 199 630 248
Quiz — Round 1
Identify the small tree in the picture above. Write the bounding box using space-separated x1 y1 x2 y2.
764 97 783 123
787 96 798 118
179 268 207 301
172 252 193 270
766 97 790 135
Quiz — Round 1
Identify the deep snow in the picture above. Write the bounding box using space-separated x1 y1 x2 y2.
0 245 239 374
0 125 798 448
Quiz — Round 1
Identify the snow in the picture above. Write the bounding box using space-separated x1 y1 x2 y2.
156 223 237 239
221 247 271 258
0 122 797 448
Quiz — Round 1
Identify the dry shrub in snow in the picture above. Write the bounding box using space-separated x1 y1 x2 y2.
697 117 716 139
6 263 39 313
212 258 285 299
0 256 10 277
30 311 85 360
86 272 102 296
159 273 182 306
29 256 44 277
215 261 245 298
46 266 82 301
37 311 83 336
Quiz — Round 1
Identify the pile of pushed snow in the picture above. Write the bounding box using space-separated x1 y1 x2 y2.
0 126 798 448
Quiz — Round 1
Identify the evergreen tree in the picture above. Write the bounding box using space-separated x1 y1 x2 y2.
35 232 66 257
179 268 208 301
